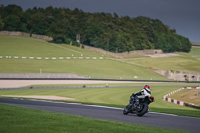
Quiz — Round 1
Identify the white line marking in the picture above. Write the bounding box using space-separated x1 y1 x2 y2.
1 55 104 60
149 112 178 117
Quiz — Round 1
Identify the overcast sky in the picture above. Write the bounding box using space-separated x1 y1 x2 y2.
1 0 200 42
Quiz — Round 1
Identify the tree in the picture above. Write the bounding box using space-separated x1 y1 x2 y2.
0 5 192 53
0 16 4 29
3 15 22 31
28 12 48 35
47 21 68 43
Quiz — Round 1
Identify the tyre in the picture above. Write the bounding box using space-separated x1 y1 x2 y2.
123 105 129 115
136 103 148 117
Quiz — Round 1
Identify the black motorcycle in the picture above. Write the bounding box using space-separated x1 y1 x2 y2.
123 95 154 117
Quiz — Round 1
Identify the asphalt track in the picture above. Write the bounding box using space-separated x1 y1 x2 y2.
0 98 200 133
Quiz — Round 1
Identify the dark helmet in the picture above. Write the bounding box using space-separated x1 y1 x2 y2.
144 85 150 90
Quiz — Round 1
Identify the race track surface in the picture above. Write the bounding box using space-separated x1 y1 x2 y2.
0 98 200 133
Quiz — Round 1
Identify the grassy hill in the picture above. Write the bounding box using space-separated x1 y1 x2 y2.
0 35 167 80
0 35 103 57
1 35 200 79
123 51 200 72
120 47 200 72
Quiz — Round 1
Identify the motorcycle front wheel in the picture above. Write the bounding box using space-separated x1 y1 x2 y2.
136 103 148 117
123 105 130 115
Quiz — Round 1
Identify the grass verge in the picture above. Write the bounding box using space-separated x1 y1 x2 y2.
0 103 186 133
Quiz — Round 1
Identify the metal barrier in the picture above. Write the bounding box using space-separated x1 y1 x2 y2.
0 73 87 79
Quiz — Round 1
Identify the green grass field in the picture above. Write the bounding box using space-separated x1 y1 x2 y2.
123 51 200 72
190 47 200 57
0 58 167 80
0 35 169 80
0 35 103 57
0 104 186 133
1 35 200 78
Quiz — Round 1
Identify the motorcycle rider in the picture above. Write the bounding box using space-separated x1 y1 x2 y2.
129 85 151 107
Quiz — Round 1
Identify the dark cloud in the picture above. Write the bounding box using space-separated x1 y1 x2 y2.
1 0 200 42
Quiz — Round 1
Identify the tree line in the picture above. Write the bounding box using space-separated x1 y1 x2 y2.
0 4 191 53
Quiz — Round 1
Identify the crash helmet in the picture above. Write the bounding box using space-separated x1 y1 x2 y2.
144 85 150 90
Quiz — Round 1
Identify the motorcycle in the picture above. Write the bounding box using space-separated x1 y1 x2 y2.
123 94 154 117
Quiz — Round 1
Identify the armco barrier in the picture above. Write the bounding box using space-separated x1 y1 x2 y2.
0 73 87 79
163 87 200 109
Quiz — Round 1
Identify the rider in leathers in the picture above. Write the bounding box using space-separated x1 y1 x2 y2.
129 85 151 107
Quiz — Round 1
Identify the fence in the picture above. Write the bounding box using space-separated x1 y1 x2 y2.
0 31 53 41
84 45 163 58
